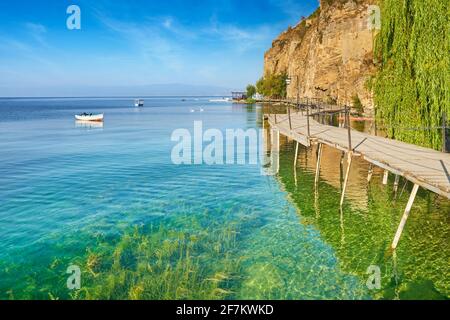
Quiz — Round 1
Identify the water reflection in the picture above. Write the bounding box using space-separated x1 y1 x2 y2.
264 122 450 299
75 120 104 129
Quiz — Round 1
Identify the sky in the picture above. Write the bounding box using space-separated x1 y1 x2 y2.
0 0 318 96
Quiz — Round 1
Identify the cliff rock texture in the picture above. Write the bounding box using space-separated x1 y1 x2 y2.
264 0 376 113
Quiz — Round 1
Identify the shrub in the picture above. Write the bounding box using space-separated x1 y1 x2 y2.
246 85 256 99
352 95 363 114
256 73 288 99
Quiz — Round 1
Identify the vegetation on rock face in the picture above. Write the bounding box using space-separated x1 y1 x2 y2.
352 95 364 114
373 0 449 150
256 73 288 99
322 0 362 9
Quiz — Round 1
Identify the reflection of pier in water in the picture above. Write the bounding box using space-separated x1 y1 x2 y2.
261 123 450 299
263 123 376 211
292 135 372 210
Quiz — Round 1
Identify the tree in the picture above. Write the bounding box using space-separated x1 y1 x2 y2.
352 94 363 114
246 84 256 99
256 77 266 95
255 73 287 99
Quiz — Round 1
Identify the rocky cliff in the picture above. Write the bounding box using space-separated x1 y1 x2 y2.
264 0 377 114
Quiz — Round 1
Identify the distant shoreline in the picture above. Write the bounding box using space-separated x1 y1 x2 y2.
0 95 233 100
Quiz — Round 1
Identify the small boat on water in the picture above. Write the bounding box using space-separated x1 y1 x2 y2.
134 99 144 107
75 113 104 122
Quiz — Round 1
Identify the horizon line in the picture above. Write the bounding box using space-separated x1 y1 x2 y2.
0 95 234 99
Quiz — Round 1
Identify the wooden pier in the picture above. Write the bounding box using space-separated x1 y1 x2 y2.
266 106 450 250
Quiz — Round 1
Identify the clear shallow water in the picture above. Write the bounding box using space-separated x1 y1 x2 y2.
0 98 448 300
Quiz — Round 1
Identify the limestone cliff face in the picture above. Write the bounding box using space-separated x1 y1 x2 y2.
264 0 377 113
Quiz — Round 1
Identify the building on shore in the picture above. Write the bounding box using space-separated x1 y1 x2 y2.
231 92 247 100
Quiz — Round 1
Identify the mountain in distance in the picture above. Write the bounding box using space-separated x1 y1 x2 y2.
0 83 235 98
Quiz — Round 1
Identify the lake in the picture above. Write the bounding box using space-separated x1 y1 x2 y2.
0 97 448 300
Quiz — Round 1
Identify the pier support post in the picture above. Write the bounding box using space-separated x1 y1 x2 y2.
340 152 353 207
288 106 292 131
393 175 400 194
315 143 323 185
270 129 280 175
346 106 352 152
367 164 374 183
391 184 420 250
306 102 311 139
275 130 280 173
294 141 299 167
383 170 389 185
339 152 345 188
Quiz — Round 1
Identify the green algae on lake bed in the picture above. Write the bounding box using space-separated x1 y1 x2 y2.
275 136 450 299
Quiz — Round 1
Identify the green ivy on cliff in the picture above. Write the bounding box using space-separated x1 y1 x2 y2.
373 0 449 150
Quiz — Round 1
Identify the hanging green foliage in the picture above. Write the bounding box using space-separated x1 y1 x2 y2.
373 0 449 150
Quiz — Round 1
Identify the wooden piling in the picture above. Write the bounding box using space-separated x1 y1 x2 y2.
294 141 299 167
315 143 323 185
306 102 311 139
339 152 345 188
367 164 374 183
274 129 280 175
270 128 280 175
340 152 353 207
394 175 400 194
392 184 420 249
340 152 345 166
346 106 352 152
383 170 389 185
288 106 292 130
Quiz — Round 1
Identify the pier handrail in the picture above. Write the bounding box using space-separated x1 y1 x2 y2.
262 97 449 153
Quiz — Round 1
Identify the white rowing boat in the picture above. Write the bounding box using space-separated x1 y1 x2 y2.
75 113 104 122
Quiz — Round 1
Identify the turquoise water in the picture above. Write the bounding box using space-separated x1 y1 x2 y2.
0 98 448 300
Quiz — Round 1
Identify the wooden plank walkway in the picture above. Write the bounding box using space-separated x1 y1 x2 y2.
267 112 450 200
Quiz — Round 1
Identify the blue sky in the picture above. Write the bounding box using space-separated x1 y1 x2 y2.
0 0 318 96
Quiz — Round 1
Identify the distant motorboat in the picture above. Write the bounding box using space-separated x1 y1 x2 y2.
209 98 232 102
134 99 144 107
75 113 104 122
